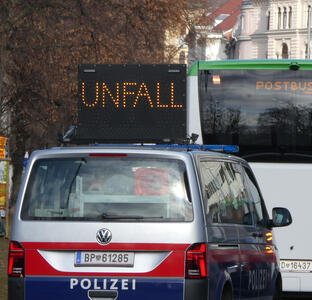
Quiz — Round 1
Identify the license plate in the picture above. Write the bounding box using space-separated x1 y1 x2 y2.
75 251 134 267
280 259 312 272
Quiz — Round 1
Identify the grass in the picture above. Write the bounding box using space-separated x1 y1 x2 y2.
0 230 9 300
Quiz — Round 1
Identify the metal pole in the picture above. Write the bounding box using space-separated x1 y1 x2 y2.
308 6 311 59
5 159 10 238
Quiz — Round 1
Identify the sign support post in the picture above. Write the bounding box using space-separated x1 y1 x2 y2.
5 159 10 238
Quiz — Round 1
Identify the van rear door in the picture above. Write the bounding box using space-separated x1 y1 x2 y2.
10 151 202 300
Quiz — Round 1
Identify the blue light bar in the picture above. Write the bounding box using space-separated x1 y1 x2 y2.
93 144 239 153
201 145 239 152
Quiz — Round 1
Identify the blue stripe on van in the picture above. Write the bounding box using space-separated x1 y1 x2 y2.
25 277 184 300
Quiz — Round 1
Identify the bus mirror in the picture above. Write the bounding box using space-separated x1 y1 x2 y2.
270 207 292 228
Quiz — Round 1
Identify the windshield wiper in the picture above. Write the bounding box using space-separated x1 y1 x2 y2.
101 213 144 219
64 158 86 208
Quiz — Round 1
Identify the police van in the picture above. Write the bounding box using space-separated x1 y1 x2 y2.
8 64 292 300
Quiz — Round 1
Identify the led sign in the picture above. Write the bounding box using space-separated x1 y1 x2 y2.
75 64 186 143
256 80 312 94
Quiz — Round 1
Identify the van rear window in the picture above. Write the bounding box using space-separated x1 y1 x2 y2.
21 156 193 221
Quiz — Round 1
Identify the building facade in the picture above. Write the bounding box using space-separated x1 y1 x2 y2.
190 0 242 64
236 0 312 59
167 0 242 66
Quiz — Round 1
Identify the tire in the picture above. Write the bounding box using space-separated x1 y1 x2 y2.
221 288 233 300
273 279 282 300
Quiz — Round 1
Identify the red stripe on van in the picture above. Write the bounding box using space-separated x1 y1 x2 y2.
240 250 277 263
22 242 189 277
208 249 276 264
208 249 240 264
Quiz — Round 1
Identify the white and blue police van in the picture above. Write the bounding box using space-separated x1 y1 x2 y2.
8 64 292 300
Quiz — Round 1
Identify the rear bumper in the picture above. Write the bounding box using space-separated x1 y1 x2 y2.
8 275 208 299
8 277 25 300
282 292 312 299
184 279 208 300
282 272 312 292
18 276 185 300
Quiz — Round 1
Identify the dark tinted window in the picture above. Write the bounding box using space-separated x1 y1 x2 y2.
21 156 193 222
243 167 267 227
199 160 252 225
199 69 312 162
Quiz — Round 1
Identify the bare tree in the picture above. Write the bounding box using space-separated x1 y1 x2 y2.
0 0 198 205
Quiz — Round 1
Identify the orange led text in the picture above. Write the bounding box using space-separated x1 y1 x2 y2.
256 80 312 94
81 82 183 108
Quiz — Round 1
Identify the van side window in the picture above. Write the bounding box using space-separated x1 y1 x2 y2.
243 167 266 226
199 161 252 225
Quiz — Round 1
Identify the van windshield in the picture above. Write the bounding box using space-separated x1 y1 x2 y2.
21 155 193 222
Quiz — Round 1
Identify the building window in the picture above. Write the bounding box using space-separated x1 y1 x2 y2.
288 7 292 28
283 7 287 28
225 38 236 59
306 42 312 59
282 43 289 59
240 15 244 33
278 7 282 29
267 11 270 30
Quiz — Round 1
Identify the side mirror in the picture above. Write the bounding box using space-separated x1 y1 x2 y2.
269 207 292 228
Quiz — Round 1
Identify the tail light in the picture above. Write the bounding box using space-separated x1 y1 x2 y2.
8 241 25 277
266 231 273 243
185 243 207 279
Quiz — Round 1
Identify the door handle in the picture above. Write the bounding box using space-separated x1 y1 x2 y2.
88 290 118 300
217 244 239 249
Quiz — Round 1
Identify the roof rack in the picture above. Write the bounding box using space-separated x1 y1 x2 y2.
92 143 239 153
58 127 239 153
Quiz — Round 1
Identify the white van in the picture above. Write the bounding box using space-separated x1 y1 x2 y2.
8 144 291 300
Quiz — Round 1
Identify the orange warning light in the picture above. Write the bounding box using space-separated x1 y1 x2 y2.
212 75 221 85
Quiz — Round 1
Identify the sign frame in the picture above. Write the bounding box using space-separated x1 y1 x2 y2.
74 64 187 144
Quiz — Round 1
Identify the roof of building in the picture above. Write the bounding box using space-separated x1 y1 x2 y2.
205 0 242 33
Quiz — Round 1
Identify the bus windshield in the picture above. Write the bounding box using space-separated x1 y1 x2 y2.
198 69 312 162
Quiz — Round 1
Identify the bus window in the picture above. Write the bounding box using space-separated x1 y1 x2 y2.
198 68 312 162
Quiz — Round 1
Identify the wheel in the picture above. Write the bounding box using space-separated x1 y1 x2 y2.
221 288 233 300
273 279 282 300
